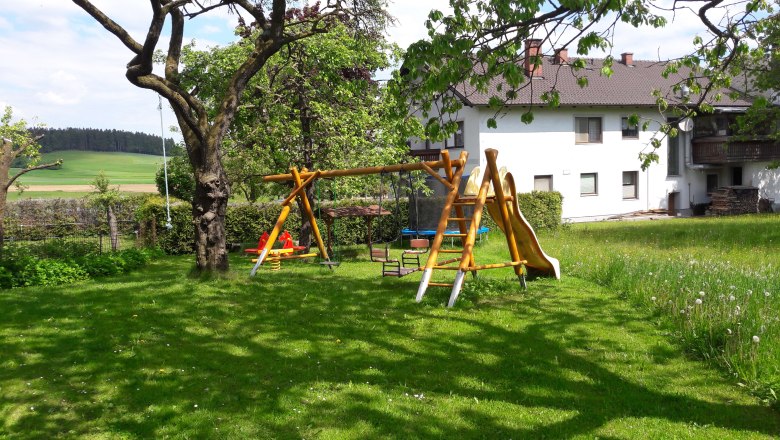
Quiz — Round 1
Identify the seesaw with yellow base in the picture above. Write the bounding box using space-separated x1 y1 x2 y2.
252 148 559 307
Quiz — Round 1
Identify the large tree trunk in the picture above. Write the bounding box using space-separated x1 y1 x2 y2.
192 165 230 272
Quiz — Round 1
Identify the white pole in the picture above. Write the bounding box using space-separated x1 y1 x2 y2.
158 95 173 229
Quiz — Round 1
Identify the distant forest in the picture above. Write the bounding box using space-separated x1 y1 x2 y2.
32 127 175 155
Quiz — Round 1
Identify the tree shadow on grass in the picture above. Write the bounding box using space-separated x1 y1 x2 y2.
1 259 778 438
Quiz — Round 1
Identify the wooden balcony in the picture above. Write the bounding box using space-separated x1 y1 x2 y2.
408 148 442 162
692 137 780 164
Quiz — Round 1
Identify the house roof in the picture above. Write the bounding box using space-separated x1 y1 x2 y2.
453 56 755 109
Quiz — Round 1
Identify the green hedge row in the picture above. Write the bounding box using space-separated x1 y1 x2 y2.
138 190 562 255
138 196 411 254
516 191 563 231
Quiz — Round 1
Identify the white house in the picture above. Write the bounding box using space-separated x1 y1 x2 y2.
409 40 780 221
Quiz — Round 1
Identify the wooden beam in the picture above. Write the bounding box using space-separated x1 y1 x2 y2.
263 157 465 182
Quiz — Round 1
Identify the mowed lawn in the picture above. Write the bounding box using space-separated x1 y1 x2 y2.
1 237 779 438
10 151 162 186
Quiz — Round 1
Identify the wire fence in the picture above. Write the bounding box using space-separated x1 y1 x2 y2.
4 220 138 257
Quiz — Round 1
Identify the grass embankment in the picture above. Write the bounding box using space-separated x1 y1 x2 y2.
1 247 779 438
542 214 780 402
10 151 162 186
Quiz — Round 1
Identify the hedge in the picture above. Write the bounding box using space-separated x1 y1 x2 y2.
138 197 413 255
516 191 563 231
138 191 564 255
4 195 150 240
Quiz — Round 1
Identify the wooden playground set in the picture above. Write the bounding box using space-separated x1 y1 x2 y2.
249 148 560 307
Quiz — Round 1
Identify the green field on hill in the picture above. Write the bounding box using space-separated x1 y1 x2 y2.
10 150 163 186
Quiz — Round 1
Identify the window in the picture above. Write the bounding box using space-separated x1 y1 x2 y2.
706 174 719 193
575 117 602 143
622 171 638 199
621 117 638 138
445 121 465 149
580 173 598 196
667 131 680 176
534 175 553 192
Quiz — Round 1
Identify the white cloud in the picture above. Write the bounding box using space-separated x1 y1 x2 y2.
385 0 451 50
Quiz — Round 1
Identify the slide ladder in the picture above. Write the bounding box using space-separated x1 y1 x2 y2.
417 149 532 307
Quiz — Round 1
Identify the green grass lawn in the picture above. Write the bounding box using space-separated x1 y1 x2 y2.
10 151 162 186
542 214 780 401
1 243 779 438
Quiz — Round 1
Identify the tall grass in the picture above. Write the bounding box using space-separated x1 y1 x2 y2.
542 214 780 403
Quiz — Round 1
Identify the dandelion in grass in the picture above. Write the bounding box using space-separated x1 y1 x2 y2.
699 291 705 297
729 295 736 302
695 298 703 305
651 296 657 302
765 291 771 298
753 335 760 343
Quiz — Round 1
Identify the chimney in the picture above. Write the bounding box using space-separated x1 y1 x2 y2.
621 52 634 66
524 39 543 77
554 48 568 65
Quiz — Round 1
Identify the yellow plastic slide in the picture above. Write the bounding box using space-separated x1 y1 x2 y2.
467 167 560 279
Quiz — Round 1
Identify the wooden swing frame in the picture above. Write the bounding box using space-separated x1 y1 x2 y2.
250 149 550 309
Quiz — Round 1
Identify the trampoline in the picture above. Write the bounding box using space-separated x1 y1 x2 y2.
405 173 490 244
401 226 490 240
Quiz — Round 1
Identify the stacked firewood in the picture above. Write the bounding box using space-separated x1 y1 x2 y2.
709 186 758 215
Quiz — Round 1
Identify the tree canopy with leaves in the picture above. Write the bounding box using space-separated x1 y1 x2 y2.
176 10 420 247
400 0 777 168
72 0 390 272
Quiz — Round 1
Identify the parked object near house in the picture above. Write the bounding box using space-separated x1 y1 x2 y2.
408 41 780 221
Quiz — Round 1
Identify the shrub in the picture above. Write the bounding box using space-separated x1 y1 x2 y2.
0 245 158 289
18 259 89 287
516 191 563 231
25 238 101 259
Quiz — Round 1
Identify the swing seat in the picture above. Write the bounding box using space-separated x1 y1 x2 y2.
402 238 429 268
371 247 419 277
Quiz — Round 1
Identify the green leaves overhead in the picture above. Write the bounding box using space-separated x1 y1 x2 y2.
397 0 777 172
180 21 420 200
399 0 669 141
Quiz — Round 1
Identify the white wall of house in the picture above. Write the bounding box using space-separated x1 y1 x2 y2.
472 106 680 220
408 104 780 219
408 104 483 170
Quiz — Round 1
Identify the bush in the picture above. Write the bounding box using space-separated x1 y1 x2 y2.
24 238 101 259
17 259 89 287
516 191 563 231
0 246 159 289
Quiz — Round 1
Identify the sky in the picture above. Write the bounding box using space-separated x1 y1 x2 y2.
0 1 716 140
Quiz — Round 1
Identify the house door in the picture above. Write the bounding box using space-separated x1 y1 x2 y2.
731 167 743 186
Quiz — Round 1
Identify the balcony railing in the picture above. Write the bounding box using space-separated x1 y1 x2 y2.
692 137 780 164
408 148 442 162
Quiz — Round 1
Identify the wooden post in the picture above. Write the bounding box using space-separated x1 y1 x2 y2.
484 149 523 280
291 168 329 264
